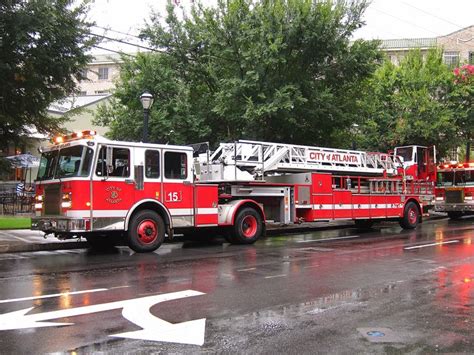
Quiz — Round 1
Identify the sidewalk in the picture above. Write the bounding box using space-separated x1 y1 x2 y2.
0 220 356 254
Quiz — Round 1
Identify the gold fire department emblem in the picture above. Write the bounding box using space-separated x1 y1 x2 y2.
105 186 122 204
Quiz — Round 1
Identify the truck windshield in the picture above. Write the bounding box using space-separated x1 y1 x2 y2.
395 147 413 163
37 146 94 180
437 171 454 186
455 170 474 186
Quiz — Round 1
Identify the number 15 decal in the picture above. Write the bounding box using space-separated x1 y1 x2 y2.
166 191 182 202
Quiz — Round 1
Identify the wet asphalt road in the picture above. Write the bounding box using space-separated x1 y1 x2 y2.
0 218 473 354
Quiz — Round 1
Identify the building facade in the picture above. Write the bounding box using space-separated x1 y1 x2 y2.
380 25 474 66
77 53 125 96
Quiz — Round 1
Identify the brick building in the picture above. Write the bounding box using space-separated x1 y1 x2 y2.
380 25 474 66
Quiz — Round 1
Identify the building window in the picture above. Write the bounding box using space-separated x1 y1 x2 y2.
94 90 110 94
469 52 474 64
98 67 109 80
443 51 459 67
79 91 87 96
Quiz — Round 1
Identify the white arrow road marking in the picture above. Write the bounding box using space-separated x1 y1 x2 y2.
0 290 206 346
0 288 108 304
112 292 206 346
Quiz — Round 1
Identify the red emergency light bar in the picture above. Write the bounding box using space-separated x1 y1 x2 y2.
52 130 97 144
438 162 474 169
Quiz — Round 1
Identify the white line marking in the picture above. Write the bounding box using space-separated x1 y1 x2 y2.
297 235 360 243
0 288 108 304
11 236 32 243
404 240 460 250
237 268 256 272
109 286 131 290
264 274 287 279
304 265 320 269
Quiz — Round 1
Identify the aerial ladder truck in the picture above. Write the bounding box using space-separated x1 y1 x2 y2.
32 131 435 252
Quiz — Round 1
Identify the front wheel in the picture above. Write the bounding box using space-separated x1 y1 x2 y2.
128 210 165 252
229 207 263 244
399 201 419 229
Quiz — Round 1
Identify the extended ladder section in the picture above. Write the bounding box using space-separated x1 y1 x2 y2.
196 140 402 182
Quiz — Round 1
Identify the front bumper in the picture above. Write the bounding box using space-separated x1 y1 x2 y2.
434 203 474 212
31 217 88 233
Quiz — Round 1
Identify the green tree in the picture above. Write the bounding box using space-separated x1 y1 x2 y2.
451 64 474 161
96 0 381 147
0 0 96 148
357 48 458 156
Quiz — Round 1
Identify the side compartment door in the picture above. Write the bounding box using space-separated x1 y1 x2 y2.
162 149 194 227
194 184 218 227
311 173 334 220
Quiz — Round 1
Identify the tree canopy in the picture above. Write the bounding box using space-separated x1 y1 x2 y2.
95 0 382 147
0 0 95 148
356 48 459 157
451 64 474 160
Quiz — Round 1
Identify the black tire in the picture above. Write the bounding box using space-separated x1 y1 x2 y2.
127 210 165 252
354 219 374 230
399 201 420 229
230 207 263 244
447 211 463 220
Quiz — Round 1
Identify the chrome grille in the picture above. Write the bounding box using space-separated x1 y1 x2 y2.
445 189 463 204
44 184 61 215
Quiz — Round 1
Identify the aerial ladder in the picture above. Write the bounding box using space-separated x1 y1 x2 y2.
195 140 403 182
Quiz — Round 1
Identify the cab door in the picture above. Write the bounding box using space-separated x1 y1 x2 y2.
91 145 135 229
135 148 162 202
162 149 194 227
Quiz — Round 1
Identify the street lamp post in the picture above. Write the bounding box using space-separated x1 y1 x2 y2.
140 91 154 143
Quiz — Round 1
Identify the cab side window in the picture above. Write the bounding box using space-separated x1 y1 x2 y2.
96 147 130 177
145 150 160 179
164 151 187 180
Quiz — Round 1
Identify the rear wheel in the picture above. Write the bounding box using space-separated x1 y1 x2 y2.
230 207 263 244
128 210 165 252
399 201 419 229
447 211 463 220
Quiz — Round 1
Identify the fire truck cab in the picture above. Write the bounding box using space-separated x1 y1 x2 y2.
434 161 474 219
32 131 435 253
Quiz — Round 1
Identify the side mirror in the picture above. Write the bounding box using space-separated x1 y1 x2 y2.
106 146 113 173
134 165 144 190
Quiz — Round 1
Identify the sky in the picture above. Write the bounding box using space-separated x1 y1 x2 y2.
86 0 474 54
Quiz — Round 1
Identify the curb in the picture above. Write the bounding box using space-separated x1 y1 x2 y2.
0 241 89 254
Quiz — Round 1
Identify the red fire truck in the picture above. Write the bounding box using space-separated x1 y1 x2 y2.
434 161 474 219
31 130 435 252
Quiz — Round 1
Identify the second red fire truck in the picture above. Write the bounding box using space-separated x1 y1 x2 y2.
32 131 435 252
434 161 474 219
